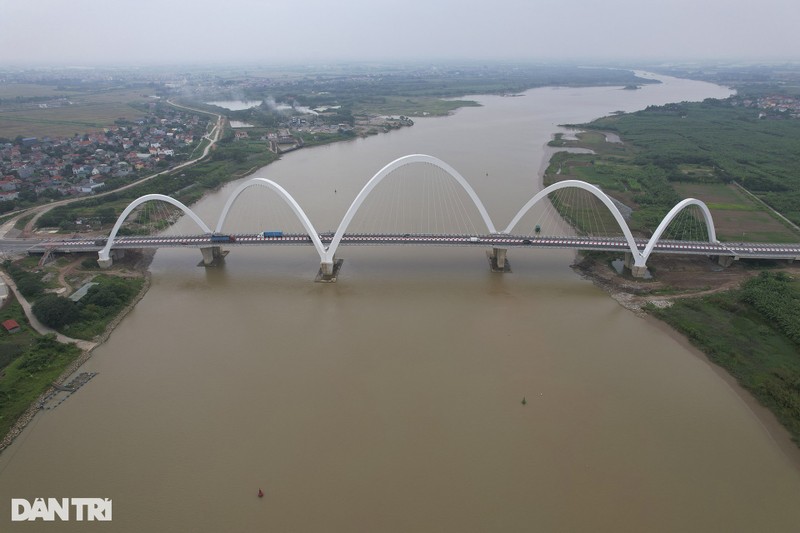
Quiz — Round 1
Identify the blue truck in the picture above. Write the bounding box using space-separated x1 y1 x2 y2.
263 231 283 238
210 234 236 243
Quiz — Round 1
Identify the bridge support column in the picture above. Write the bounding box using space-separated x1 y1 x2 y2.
199 246 226 266
630 265 649 278
487 247 511 273
97 257 113 269
717 255 735 268
623 252 649 278
316 257 344 283
623 252 634 270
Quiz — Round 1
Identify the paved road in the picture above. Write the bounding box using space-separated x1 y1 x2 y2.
22 233 800 261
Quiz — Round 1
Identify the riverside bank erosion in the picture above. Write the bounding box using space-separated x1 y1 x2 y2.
7 75 800 532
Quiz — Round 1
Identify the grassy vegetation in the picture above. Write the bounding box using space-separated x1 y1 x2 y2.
0 298 35 371
13 212 35 231
586 100 800 228
56 275 144 340
0 294 84 442
0 87 152 138
546 103 800 242
0 83 83 99
4 258 144 341
650 272 800 444
0 333 82 440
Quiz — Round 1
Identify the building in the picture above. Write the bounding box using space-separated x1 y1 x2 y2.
2 319 21 334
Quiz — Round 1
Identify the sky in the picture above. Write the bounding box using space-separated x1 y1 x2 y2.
0 0 798 66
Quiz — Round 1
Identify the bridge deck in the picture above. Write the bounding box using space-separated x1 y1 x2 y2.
24 233 800 260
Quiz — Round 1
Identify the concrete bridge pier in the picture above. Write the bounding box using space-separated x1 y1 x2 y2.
716 255 736 268
488 247 511 273
199 246 227 266
97 249 125 269
623 252 649 279
316 257 344 283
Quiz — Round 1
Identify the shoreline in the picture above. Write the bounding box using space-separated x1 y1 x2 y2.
0 251 154 454
571 255 800 472
643 312 800 472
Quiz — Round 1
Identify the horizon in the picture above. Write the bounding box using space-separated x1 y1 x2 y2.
2 57 798 72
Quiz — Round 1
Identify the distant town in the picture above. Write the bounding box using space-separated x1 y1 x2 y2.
734 94 800 118
0 103 210 206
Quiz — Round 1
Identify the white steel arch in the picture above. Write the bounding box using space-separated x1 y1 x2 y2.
215 178 327 259
504 180 642 261
99 194 211 262
96 159 724 276
324 154 497 265
640 198 717 266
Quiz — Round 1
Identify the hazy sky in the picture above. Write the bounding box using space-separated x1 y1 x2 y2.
1 0 797 66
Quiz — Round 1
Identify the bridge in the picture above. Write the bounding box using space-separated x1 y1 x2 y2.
27 154 800 280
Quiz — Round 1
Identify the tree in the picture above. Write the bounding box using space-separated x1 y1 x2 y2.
15 276 45 299
97 206 117 224
33 295 79 328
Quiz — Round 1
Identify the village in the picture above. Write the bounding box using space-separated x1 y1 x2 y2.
0 102 211 205
734 93 800 118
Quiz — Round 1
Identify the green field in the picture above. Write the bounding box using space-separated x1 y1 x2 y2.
547 104 800 243
673 182 797 242
587 100 800 228
0 83 83 99
0 87 152 138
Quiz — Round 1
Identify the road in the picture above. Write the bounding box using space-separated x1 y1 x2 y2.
22 233 800 261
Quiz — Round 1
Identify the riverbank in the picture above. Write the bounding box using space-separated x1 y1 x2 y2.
572 251 800 468
0 251 153 454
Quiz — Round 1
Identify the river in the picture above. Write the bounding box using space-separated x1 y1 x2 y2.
3 74 800 532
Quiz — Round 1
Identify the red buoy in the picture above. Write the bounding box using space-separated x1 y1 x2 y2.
258 489 264 498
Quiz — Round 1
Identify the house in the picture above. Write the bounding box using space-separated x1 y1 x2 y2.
0 178 19 191
75 178 104 194
16 165 35 179
2 319 20 333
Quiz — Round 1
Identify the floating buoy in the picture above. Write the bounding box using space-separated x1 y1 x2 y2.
521 397 527 405
258 489 264 498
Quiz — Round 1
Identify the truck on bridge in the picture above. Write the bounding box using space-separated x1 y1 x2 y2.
263 231 283 238
210 234 236 243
